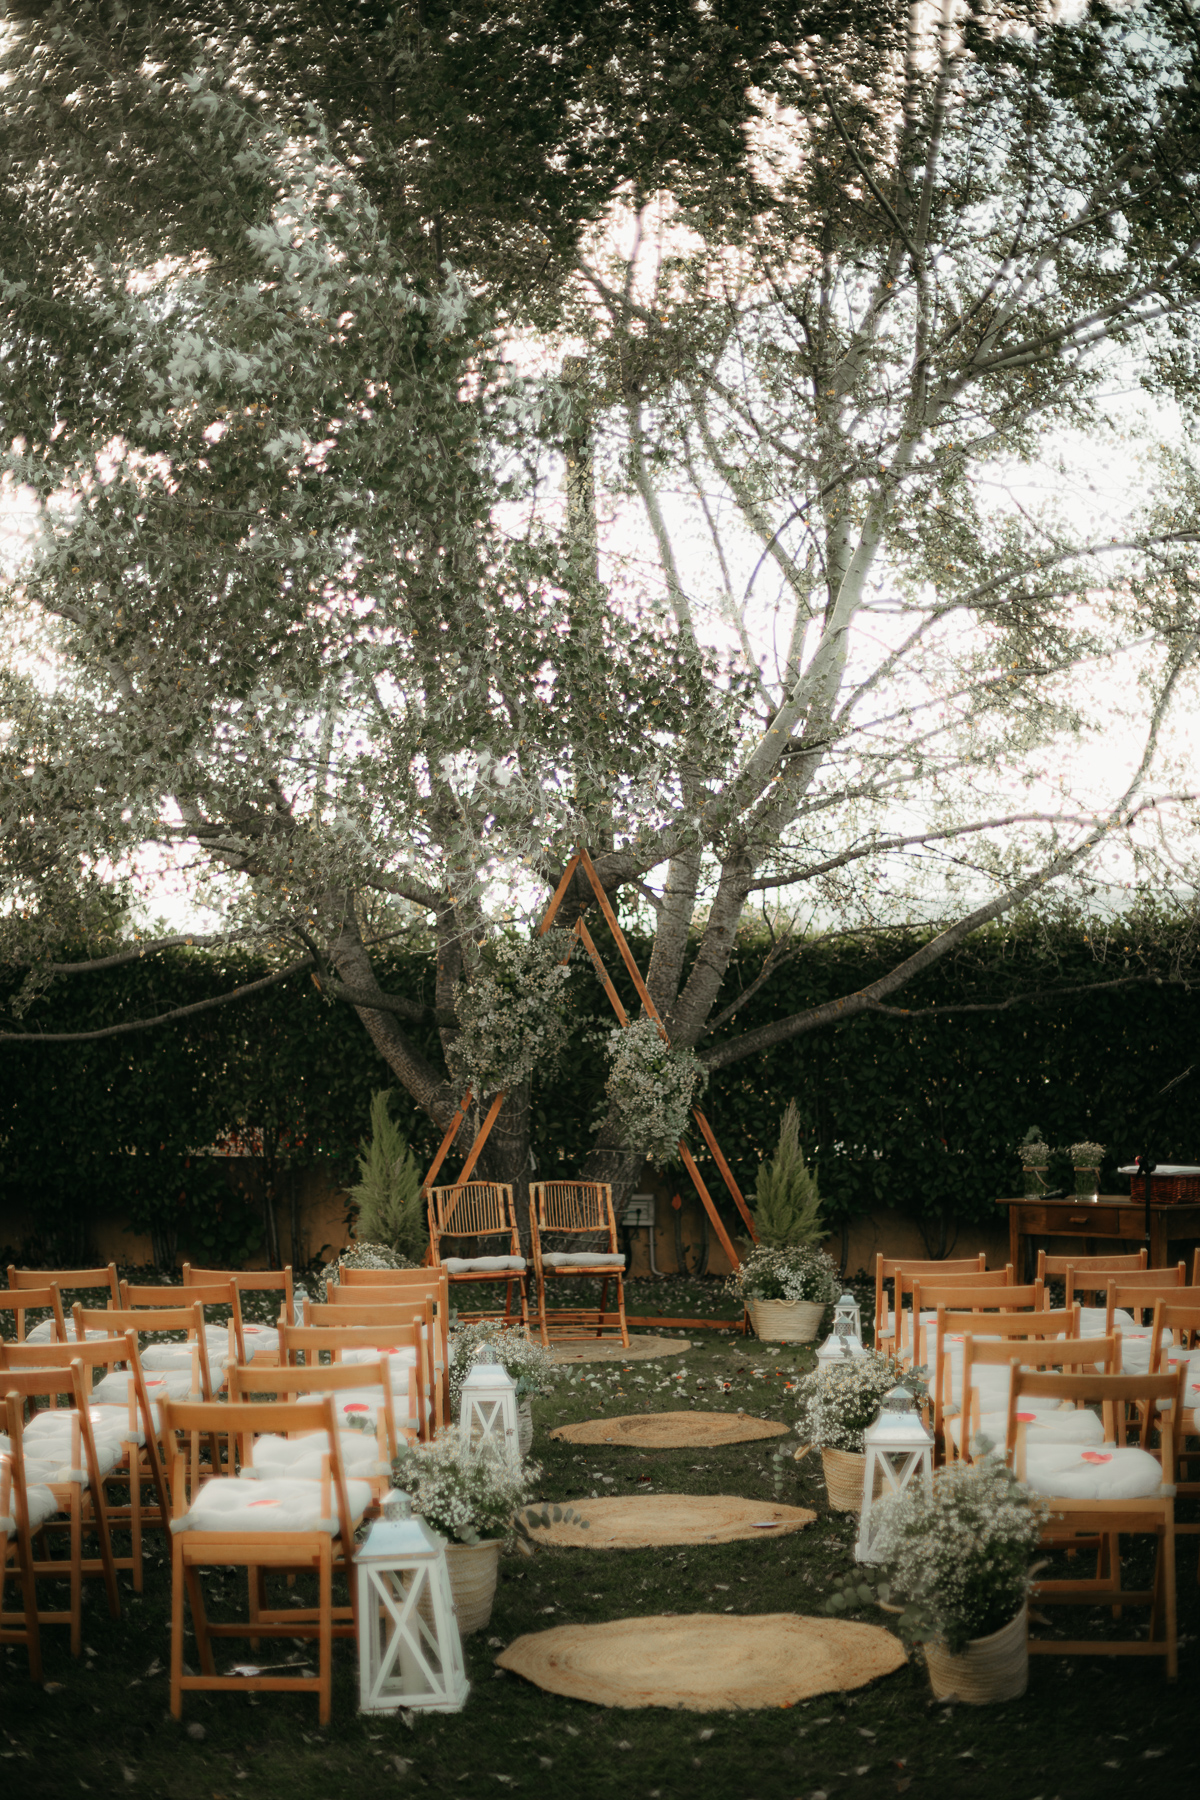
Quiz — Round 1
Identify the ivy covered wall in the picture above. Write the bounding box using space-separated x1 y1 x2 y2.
3 916 1198 1265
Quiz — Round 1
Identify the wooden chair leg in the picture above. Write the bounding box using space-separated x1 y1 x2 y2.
183 1564 216 1675
318 1539 333 1727
170 1537 186 1718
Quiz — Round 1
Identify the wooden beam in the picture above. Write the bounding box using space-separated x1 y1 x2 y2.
421 1089 474 1194
454 1091 505 1187
692 1109 757 1241
679 1142 742 1272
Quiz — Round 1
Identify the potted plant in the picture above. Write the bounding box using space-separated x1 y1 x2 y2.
448 1321 558 1455
730 1104 838 1342
1017 1126 1052 1198
390 1433 539 1634
1069 1140 1105 1199
826 1458 1048 1703
794 1350 924 1510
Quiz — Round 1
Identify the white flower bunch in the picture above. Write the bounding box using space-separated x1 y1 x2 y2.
448 1322 559 1406
1016 1139 1051 1166
604 1017 707 1165
726 1242 840 1305
452 931 577 1099
794 1351 922 1453
1069 1141 1105 1166
390 1430 539 1546
863 1458 1048 1652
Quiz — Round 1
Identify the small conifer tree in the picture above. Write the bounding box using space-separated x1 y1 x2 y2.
347 1090 426 1260
751 1102 824 1248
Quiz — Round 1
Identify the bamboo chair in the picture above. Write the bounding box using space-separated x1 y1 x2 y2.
292 1309 434 1442
932 1303 1083 1459
74 1301 220 1491
1 1393 51 1682
160 1393 363 1725
897 1267 1018 1365
528 1181 629 1349
1148 1295 1200 1567
119 1278 248 1376
0 1285 67 1349
6 1265 119 1342
0 1330 169 1592
872 1255 986 1354
425 1181 529 1331
2 1361 121 1653
1006 1360 1186 1677
1034 1249 1146 1301
182 1264 294 1365
317 1281 448 1427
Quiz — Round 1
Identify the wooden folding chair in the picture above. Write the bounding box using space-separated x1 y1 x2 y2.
1148 1294 1200 1569
292 1309 435 1442
316 1277 449 1426
0 1284 67 1348
945 1317 1119 1461
425 1181 530 1331
1006 1361 1186 1677
1 1393 52 1682
74 1301 221 1491
6 1266 118 1342
159 1393 363 1724
0 1330 169 1592
120 1278 248 1372
528 1181 629 1349
1034 1249 1146 1300
182 1264 294 1365
898 1268 1020 1365
2 1362 122 1653
228 1350 402 1502
872 1254 986 1353
932 1303 1082 1459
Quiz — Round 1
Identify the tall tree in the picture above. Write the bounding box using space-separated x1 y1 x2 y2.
5 1 1200 1233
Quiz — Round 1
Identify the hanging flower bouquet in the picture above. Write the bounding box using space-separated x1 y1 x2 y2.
605 1017 707 1165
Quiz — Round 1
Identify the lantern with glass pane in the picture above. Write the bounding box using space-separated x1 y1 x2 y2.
458 1347 521 1471
816 1293 866 1371
356 1491 469 1715
854 1385 934 1565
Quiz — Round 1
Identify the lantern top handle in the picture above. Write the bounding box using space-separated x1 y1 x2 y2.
383 1489 413 1521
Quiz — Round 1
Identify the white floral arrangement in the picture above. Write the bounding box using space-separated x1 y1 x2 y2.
452 931 576 1099
1016 1138 1051 1168
827 1457 1048 1653
726 1242 840 1306
1068 1140 1105 1166
315 1238 417 1302
794 1351 925 1453
605 1017 708 1165
390 1431 539 1546
448 1322 559 1406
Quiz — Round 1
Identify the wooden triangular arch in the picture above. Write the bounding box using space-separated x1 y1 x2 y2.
421 847 757 1273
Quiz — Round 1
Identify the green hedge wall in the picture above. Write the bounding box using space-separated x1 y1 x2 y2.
4 915 1199 1262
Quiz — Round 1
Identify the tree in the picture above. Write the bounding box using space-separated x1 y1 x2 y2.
751 1102 825 1249
346 1089 425 1260
6 2 1200 1239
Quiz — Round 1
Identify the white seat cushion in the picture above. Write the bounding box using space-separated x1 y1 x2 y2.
341 1345 419 1395
90 1368 200 1428
248 1431 387 1481
948 1406 1105 1455
542 1252 626 1269
1114 1328 1174 1376
442 1256 526 1273
239 1323 279 1355
170 1475 371 1536
1079 1306 1136 1337
19 1417 124 1485
1023 1442 1167 1500
299 1388 391 1432
25 1321 115 1347
1 1482 59 1536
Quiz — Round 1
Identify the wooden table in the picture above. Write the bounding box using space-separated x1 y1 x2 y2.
996 1195 1200 1279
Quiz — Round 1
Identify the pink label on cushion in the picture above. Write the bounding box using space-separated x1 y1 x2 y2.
1015 1412 1036 1422
343 1403 369 1413
248 1499 281 1507
1081 1452 1113 1464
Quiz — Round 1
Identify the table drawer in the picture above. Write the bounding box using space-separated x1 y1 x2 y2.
1025 1206 1127 1236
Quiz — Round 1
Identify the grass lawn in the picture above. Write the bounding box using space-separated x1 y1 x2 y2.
2 1274 1196 1800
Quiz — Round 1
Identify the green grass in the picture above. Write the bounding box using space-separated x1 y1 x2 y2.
2 1275 1196 1800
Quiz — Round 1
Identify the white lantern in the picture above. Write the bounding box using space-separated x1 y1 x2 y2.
356 1491 469 1715
816 1295 866 1370
855 1384 933 1565
459 1348 521 1472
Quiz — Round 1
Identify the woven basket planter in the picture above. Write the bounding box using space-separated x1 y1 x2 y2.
748 1298 825 1344
820 1448 884 1513
420 1539 501 1637
518 1398 533 1458
923 1608 1028 1705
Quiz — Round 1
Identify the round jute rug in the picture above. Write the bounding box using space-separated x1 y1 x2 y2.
548 1336 692 1365
549 1410 789 1448
496 1613 906 1709
534 1493 815 1550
